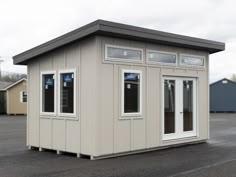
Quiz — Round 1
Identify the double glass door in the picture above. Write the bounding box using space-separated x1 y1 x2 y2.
163 77 197 140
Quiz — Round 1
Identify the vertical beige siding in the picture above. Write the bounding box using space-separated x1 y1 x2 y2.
38 53 53 150
80 37 97 155
27 34 210 158
28 38 94 155
7 81 27 114
66 120 80 152
147 67 161 148
52 119 66 151
27 66 29 146
95 64 114 156
28 60 40 147
113 65 131 153
198 70 209 139
93 36 209 157
40 118 52 148
130 66 146 151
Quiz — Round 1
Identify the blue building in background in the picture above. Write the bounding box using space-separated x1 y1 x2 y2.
210 78 236 112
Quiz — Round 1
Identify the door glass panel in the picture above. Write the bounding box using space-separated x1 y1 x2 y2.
164 80 175 134
183 80 193 131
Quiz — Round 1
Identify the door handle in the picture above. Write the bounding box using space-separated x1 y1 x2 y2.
180 112 183 114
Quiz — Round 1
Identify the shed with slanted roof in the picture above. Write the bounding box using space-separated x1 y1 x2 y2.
13 20 225 159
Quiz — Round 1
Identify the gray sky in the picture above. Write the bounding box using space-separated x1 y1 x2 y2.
0 0 234 83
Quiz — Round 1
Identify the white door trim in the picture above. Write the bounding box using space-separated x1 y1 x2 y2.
162 76 198 141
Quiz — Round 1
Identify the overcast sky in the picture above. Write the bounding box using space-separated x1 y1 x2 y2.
0 0 234 83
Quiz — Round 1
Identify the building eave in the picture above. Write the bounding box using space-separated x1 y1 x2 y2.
3 78 27 91
13 20 225 65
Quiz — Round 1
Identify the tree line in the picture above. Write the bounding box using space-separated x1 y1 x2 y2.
0 71 27 82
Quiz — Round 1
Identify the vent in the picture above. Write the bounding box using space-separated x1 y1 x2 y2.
222 80 228 84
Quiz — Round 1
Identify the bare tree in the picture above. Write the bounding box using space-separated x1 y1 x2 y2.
0 71 27 82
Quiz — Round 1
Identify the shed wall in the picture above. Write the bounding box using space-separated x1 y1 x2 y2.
210 80 236 112
27 37 97 155
27 35 210 158
7 81 27 114
94 36 209 156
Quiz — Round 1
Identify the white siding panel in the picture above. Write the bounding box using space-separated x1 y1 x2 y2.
115 120 131 153
198 71 208 139
114 65 131 153
52 119 65 151
131 119 146 150
28 61 40 147
147 67 160 148
80 38 97 155
52 49 65 69
40 119 52 149
39 54 53 70
66 44 80 68
130 66 147 151
66 120 80 153
95 64 114 156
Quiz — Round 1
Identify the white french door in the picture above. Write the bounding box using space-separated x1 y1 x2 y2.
162 77 197 141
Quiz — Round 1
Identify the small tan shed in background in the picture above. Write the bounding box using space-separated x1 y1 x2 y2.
5 78 27 115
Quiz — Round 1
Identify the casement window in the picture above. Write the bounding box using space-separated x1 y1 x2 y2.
20 92 27 103
180 54 205 67
105 44 143 62
40 69 76 117
58 69 76 116
147 50 177 65
40 71 56 115
121 69 142 117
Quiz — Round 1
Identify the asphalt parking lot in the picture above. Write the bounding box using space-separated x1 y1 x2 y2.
1 114 236 177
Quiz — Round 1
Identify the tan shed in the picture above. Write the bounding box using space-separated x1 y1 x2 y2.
4 78 27 115
13 20 225 159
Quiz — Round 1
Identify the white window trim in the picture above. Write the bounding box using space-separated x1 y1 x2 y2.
179 54 205 68
121 69 143 118
58 69 77 117
40 71 57 116
20 91 23 103
146 49 177 66
105 44 144 63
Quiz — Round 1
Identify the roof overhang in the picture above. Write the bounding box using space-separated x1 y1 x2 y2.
13 20 225 65
210 78 236 86
2 78 27 91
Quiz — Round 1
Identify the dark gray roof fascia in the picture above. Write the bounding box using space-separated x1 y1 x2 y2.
13 19 225 65
97 20 225 52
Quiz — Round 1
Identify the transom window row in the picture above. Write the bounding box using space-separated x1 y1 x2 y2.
105 44 205 67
